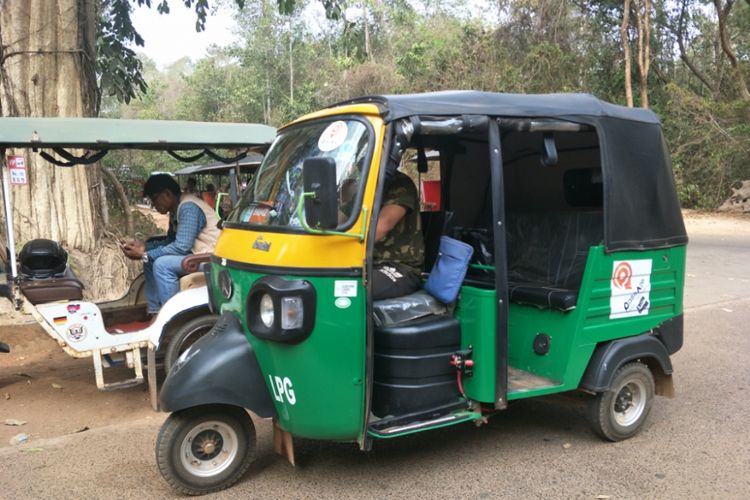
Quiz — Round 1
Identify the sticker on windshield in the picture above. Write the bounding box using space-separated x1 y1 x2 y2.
318 121 348 152
610 259 652 319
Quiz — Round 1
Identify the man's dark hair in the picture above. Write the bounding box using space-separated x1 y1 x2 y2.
144 174 180 198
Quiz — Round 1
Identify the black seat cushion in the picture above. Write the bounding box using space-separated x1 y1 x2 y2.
507 282 578 311
20 277 84 304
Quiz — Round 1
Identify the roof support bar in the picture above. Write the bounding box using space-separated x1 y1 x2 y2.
497 119 592 133
0 150 20 307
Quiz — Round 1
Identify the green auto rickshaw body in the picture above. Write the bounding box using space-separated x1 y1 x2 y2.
161 91 687 450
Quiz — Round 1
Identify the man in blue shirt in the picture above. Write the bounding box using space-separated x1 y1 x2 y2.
121 174 220 315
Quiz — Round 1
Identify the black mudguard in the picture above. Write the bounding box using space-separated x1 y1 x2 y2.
160 311 277 417
579 333 673 393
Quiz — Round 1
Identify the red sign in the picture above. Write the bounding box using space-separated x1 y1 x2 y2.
7 155 28 185
421 180 441 212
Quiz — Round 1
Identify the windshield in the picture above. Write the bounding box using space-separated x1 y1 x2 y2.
228 118 371 230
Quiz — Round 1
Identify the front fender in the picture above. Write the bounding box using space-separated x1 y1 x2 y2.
579 333 673 393
160 312 277 418
148 286 209 348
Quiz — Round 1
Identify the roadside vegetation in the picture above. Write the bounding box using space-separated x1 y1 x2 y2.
1 0 748 276
102 0 750 210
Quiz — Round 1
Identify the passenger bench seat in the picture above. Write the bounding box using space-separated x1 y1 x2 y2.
505 210 603 311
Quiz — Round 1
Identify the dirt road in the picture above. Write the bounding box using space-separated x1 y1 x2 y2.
1 212 749 499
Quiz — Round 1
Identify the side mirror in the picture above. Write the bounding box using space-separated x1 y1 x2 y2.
302 157 338 230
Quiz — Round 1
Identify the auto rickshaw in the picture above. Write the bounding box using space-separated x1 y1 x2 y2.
156 91 687 495
173 153 264 218
0 118 275 404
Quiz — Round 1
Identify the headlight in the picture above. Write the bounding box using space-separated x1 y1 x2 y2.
259 293 275 327
246 276 316 344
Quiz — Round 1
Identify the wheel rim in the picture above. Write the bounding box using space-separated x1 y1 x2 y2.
180 420 239 477
612 379 647 427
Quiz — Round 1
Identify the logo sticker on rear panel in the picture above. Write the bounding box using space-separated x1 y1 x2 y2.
66 324 87 342
610 259 652 319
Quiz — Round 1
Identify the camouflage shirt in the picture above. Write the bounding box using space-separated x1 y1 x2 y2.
373 171 425 275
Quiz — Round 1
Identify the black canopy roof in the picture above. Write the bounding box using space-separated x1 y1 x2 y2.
335 91 661 124
332 91 687 252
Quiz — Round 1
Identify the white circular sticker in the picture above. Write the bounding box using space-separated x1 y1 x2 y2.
335 297 352 309
318 121 348 152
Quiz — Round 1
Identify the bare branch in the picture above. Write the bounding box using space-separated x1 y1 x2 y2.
713 0 750 100
675 0 715 92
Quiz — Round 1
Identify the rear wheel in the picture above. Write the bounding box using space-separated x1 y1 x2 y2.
164 315 218 374
156 405 256 496
587 361 655 442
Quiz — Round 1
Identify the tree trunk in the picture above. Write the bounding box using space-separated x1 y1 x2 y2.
634 0 651 108
620 0 634 107
363 2 371 61
0 0 101 252
288 29 294 105
99 166 133 237
713 0 750 101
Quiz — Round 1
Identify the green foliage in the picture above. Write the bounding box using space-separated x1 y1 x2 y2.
97 0 247 107
97 0 149 106
101 0 750 209
661 84 750 208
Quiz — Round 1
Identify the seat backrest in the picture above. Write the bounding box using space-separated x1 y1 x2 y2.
506 211 603 288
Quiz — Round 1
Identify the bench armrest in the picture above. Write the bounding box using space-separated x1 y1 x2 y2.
181 253 211 273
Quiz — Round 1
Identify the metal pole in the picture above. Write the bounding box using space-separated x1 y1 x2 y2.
0 150 20 305
229 166 238 205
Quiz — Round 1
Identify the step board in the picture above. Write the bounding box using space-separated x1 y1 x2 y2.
508 366 559 392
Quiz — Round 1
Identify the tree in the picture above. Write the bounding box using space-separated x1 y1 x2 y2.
619 0 652 108
0 0 248 257
633 0 652 108
620 0 634 106
713 0 750 101
0 0 102 252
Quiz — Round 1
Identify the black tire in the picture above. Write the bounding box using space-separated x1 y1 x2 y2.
164 315 218 374
155 405 256 496
587 361 655 442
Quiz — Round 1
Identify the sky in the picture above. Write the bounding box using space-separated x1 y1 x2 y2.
130 1 499 69
130 4 239 69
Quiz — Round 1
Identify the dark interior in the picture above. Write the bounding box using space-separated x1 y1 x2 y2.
371 123 606 425
419 127 604 311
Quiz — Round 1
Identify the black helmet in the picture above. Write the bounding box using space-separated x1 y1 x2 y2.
18 239 68 279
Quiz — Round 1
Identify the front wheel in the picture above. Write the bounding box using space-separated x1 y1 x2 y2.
164 315 218 374
587 361 655 442
156 405 256 496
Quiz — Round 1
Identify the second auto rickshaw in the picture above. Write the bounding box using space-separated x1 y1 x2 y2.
156 91 687 495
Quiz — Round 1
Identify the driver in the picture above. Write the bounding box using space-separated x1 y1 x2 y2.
372 171 424 300
121 174 220 316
